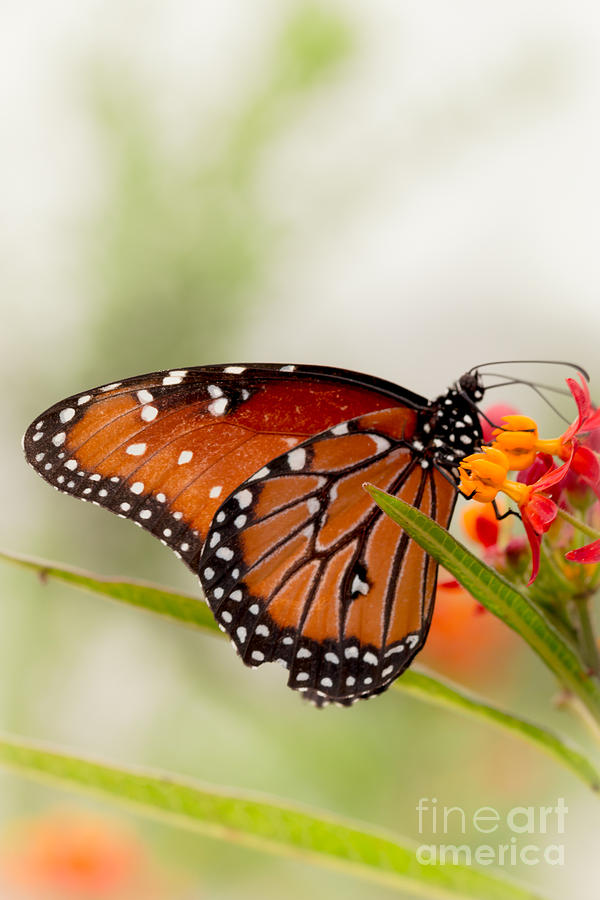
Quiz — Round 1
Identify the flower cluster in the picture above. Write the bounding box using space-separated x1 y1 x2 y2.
459 375 600 585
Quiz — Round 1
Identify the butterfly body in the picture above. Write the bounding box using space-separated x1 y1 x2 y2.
24 364 483 705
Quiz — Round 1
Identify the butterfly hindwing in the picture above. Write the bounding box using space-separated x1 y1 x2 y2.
200 407 457 704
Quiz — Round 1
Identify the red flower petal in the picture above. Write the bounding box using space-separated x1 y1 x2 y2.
480 404 520 443
525 494 558 533
583 407 600 431
475 514 500 548
522 513 542 584
572 444 600 486
534 451 574 493
565 539 600 564
563 375 591 442
517 453 554 486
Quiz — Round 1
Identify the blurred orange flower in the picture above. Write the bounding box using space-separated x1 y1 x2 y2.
420 575 517 680
420 502 517 680
0 810 168 899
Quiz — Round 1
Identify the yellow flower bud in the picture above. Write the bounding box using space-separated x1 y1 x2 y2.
492 415 539 470
459 447 509 503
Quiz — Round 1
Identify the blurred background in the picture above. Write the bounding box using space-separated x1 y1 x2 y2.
2 2 600 898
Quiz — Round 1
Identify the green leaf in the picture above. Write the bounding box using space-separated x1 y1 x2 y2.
0 733 548 900
396 670 600 793
3 547 598 792
364 485 600 724
0 548 216 634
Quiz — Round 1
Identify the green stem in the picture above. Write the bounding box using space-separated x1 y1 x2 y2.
556 507 600 542
573 596 600 676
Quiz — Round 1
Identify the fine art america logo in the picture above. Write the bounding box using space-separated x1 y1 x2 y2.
416 798 567 866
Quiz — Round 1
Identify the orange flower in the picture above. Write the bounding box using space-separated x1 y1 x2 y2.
491 415 539 470
0 810 161 898
459 447 509 502
422 575 516 679
461 502 500 549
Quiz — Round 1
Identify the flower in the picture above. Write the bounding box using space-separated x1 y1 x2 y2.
461 501 500 549
565 539 600 563
480 403 521 443
0 810 166 899
491 415 539 470
421 573 516 680
490 376 600 490
458 447 509 502
460 446 573 583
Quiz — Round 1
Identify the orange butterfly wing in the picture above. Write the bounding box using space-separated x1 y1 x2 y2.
200 407 457 704
23 364 420 572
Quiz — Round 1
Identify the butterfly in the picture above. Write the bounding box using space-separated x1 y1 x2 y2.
23 363 484 705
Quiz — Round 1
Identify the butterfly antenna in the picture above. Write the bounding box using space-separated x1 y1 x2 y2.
468 359 589 381
481 373 573 425
479 373 573 397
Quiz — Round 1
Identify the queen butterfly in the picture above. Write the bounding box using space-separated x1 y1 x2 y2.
23 363 484 705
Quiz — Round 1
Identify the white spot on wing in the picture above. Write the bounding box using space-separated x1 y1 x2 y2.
351 574 369 596
126 443 147 456
216 546 234 561
59 408 75 424
249 466 270 482
371 435 390 454
130 481 144 494
224 366 246 374
178 450 193 465
235 489 252 509
141 405 158 422
208 384 223 398
52 432 66 447
209 485 222 499
209 397 228 416
137 389 153 404
288 448 306 470
331 422 349 436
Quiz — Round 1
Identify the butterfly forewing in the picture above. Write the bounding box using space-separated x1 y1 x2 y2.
200 408 457 704
23 364 416 573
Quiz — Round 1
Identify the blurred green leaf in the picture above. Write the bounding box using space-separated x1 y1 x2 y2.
397 670 600 793
276 4 354 91
365 485 600 725
0 733 548 900
0 549 213 633
3 548 598 792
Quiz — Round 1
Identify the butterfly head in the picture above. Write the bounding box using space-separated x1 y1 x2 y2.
457 370 485 403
